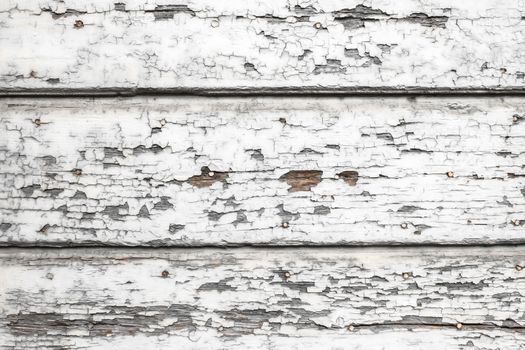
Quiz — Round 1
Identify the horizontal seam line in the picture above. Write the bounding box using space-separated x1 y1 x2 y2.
4 88 525 98
1 242 525 250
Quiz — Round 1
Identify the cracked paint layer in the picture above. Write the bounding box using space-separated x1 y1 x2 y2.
0 247 524 349
0 96 524 246
0 1 524 91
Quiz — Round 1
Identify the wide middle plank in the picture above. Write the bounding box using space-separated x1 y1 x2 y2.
1 96 524 246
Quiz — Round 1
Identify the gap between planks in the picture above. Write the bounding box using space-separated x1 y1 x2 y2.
3 87 525 97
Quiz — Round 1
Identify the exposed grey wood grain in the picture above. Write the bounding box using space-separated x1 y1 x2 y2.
1 1 525 93
1 97 524 246
0 246 524 349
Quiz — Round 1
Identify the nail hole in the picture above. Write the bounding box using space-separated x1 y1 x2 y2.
161 270 169 278
74 20 84 29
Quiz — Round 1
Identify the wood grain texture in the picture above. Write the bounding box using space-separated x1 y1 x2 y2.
1 0 525 93
1 96 525 246
0 246 524 349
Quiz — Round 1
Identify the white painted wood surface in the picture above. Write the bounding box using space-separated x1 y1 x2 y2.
1 247 524 349
1 97 524 246
2 0 525 348
1 0 524 92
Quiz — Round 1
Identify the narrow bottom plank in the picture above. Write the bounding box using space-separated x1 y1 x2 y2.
0 247 524 349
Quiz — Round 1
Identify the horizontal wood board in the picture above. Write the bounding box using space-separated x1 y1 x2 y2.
1 96 524 246
1 246 525 349
1 1 525 93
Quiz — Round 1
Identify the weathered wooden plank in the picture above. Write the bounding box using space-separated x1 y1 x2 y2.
0 247 524 349
1 96 524 246
1 0 524 93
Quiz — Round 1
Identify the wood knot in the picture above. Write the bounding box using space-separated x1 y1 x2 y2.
188 166 228 188
337 171 359 186
279 170 322 192
161 270 169 278
74 20 84 29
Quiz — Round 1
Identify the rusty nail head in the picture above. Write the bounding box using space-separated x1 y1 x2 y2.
314 22 322 29
161 270 169 278
208 171 215 177
282 222 289 228
73 169 82 176
447 171 454 178
513 115 519 122
402 272 410 279
516 264 523 271
34 118 41 126
74 20 84 28
401 223 408 229
284 271 291 278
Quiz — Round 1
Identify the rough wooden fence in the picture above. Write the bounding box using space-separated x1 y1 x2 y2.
0 1 524 349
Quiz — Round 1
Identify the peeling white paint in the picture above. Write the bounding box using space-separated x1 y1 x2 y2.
1 97 524 246
0 247 524 349
0 1 524 91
